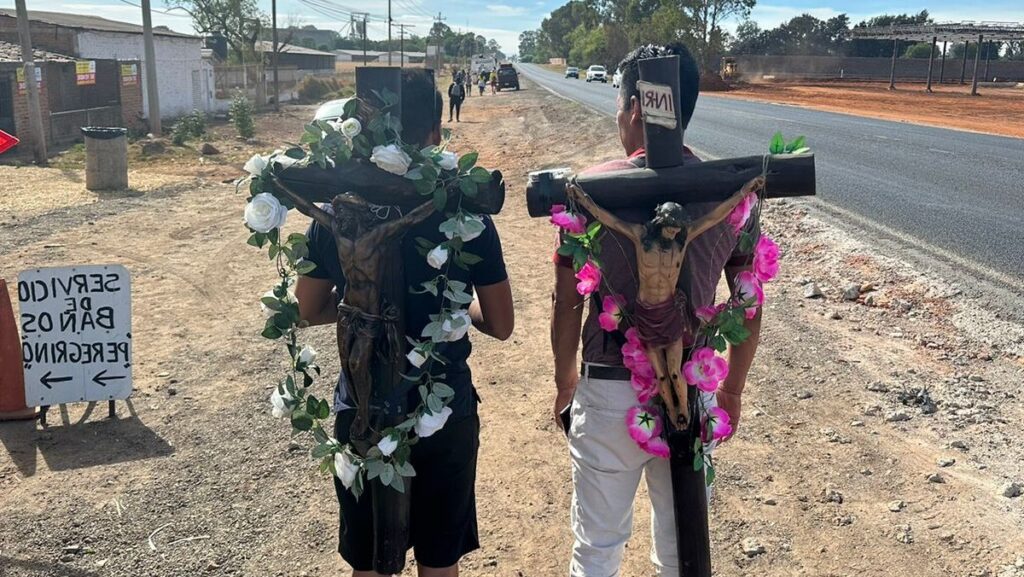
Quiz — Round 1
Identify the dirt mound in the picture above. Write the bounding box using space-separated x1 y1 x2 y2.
700 74 733 92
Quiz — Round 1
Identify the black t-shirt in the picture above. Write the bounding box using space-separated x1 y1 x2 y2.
304 208 508 417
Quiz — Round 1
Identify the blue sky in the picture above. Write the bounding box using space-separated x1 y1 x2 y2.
23 0 1024 56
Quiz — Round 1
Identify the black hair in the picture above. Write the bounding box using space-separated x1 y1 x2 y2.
400 69 443 146
617 43 700 130
642 202 688 250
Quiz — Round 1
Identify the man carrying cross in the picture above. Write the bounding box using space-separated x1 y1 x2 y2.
550 43 763 576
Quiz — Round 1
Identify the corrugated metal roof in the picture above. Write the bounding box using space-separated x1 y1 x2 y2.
0 39 74 62
0 9 196 38
334 49 386 57
256 41 335 56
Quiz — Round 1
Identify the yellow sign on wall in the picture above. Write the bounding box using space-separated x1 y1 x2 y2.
76 60 96 85
120 63 138 86
15 66 43 94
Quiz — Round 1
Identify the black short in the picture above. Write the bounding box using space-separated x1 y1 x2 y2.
333 410 481 570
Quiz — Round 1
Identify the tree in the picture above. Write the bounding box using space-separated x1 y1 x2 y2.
903 42 934 58
848 10 930 57
169 0 264 62
951 41 1002 60
679 0 756 68
730 14 848 56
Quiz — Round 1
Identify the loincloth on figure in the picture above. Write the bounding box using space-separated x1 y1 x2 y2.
634 291 694 348
337 302 403 365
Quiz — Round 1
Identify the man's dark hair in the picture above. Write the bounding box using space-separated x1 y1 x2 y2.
617 43 700 130
400 69 443 146
642 202 688 250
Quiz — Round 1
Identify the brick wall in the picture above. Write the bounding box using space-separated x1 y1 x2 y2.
0 16 77 56
9 62 54 154
118 60 145 132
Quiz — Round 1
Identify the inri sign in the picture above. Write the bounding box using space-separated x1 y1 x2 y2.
18 265 133 406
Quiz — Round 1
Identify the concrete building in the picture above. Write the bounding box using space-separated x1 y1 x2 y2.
334 49 386 63
0 9 211 120
0 40 143 154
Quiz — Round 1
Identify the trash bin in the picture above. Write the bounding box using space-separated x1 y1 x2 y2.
81 126 128 191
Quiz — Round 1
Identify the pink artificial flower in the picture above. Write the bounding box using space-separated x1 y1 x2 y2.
683 347 729 393
733 270 765 320
641 436 670 458
695 303 726 324
598 295 626 332
752 234 780 283
725 192 758 233
702 406 734 443
626 406 662 444
550 204 587 235
575 261 601 296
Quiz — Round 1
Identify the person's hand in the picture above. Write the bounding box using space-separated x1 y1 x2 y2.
715 389 742 442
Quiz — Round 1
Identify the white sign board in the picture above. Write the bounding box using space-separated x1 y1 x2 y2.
636 80 677 130
17 265 133 406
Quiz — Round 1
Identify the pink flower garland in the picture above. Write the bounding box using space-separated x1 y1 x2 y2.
550 204 587 235
575 261 601 296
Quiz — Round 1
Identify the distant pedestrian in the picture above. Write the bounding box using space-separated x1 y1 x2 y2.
464 70 474 98
478 72 487 96
448 76 466 122
489 69 497 94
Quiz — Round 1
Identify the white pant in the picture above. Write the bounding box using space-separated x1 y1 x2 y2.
568 366 717 577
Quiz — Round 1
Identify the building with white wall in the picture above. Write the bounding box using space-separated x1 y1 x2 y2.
0 10 211 119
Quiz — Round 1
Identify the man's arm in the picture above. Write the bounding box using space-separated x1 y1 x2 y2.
566 183 641 242
551 264 585 426
295 276 338 326
687 176 765 242
469 280 514 340
718 263 763 441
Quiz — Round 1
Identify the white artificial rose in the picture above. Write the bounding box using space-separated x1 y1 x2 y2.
438 151 459 171
415 406 453 438
426 245 449 269
334 450 360 489
244 154 268 176
370 144 412 176
443 214 485 242
270 386 293 418
340 118 362 138
406 348 427 369
244 192 288 233
440 309 472 342
298 345 317 366
260 288 296 318
377 435 398 457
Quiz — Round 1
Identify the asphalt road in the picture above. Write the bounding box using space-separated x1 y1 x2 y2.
518 63 1024 287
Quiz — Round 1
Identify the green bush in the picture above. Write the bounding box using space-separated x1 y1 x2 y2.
170 110 207 145
297 75 342 103
229 92 256 139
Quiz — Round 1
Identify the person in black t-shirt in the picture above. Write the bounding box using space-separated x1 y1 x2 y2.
448 75 466 123
295 69 514 577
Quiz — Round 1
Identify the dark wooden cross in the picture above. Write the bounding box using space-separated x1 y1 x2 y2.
528 56 817 577
267 67 505 576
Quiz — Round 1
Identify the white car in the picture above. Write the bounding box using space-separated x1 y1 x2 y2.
611 69 622 88
586 65 607 83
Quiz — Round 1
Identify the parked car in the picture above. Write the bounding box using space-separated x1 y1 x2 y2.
612 68 622 88
496 64 520 91
565 66 579 79
586 65 607 83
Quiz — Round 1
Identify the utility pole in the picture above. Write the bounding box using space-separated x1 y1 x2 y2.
387 0 392 66
351 13 368 66
271 0 279 111
397 24 414 69
14 0 46 163
432 12 446 71
140 0 162 134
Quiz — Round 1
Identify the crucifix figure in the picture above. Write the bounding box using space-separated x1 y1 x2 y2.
567 176 764 427
273 179 435 444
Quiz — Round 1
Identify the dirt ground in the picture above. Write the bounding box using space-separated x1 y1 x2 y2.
1 77 1023 577
721 81 1024 138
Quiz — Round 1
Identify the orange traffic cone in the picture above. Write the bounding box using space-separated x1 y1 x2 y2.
0 278 36 420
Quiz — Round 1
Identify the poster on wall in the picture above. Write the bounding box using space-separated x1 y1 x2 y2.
15 66 43 94
120 63 138 86
76 60 96 85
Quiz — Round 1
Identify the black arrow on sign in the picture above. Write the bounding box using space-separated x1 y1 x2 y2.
92 370 126 387
40 371 72 389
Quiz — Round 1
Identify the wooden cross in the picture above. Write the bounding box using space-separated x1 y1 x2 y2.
529 56 817 577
